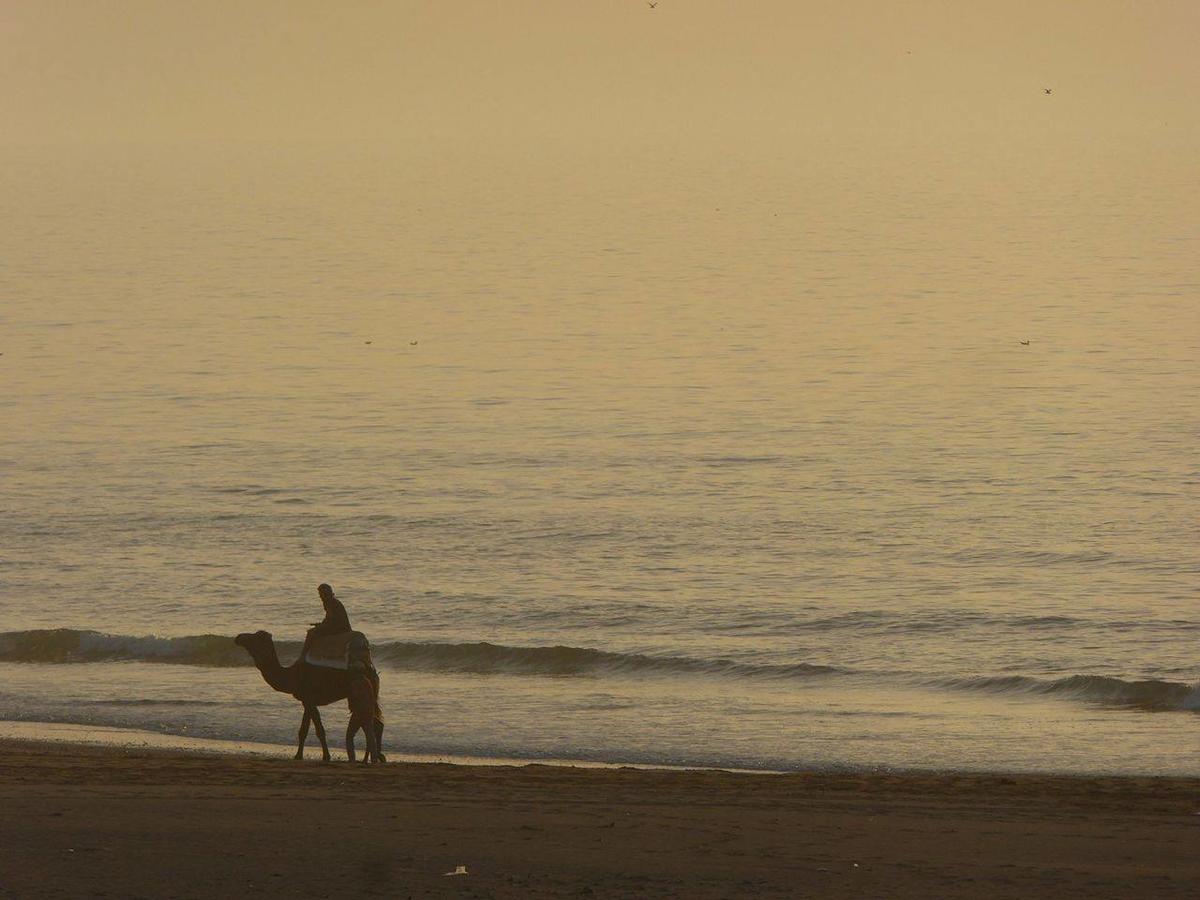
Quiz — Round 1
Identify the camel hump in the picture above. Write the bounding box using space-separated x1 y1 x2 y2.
303 630 367 670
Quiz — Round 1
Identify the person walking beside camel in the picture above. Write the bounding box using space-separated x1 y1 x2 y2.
346 637 384 763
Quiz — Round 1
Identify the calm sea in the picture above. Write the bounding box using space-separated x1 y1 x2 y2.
2 137 1197 773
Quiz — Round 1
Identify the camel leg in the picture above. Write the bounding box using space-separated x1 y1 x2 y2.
310 706 331 762
295 707 312 760
346 719 358 763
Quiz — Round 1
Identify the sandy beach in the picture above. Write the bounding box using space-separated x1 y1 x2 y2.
1 740 1197 899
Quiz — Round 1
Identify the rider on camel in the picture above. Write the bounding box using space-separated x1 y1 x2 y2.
301 583 379 697
309 582 351 638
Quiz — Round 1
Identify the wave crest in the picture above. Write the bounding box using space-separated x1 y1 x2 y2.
2 630 1195 712
0 629 249 667
0 629 836 680
945 673 1200 712
373 641 838 679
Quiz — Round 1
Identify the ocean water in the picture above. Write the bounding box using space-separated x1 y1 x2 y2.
2 137 1197 774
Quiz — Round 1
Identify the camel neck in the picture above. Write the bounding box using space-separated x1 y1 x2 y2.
252 642 296 695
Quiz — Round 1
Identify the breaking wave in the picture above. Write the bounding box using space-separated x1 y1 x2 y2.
0 630 249 667
371 641 839 679
2 630 1195 712
939 674 1200 712
0 629 837 680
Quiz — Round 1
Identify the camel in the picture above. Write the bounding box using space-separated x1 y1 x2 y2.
234 630 385 762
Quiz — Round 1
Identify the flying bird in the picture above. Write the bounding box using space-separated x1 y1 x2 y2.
1043 88 1052 94
1020 340 1031 346
647 1 658 7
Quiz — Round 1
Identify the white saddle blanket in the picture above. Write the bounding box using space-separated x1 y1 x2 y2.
303 630 366 670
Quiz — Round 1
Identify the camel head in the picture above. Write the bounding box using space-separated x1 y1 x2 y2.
234 630 274 659
235 630 299 698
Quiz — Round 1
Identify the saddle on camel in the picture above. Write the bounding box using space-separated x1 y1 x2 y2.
235 583 384 763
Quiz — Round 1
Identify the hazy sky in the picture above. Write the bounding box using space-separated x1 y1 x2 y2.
3 1 1198 145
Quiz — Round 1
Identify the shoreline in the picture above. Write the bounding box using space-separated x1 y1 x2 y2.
0 719 781 775
3 730 1200 794
2 739 1199 898
6 718 1199 781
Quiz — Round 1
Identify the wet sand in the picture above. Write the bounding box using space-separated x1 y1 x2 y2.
1 740 1197 899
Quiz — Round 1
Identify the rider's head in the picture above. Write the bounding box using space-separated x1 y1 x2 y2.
318 583 335 606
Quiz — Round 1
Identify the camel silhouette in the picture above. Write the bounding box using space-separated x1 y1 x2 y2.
235 630 385 762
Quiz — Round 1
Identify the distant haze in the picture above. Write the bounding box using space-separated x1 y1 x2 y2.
3 1 1198 146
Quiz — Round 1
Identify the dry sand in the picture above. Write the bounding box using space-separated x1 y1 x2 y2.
1 739 1197 899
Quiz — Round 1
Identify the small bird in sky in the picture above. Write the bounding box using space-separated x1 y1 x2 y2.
1020 340 1031 346
1043 88 1052 95
409 340 418 346
647 1 658 7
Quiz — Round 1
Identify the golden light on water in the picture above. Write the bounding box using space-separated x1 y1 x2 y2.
1 1 1197 774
